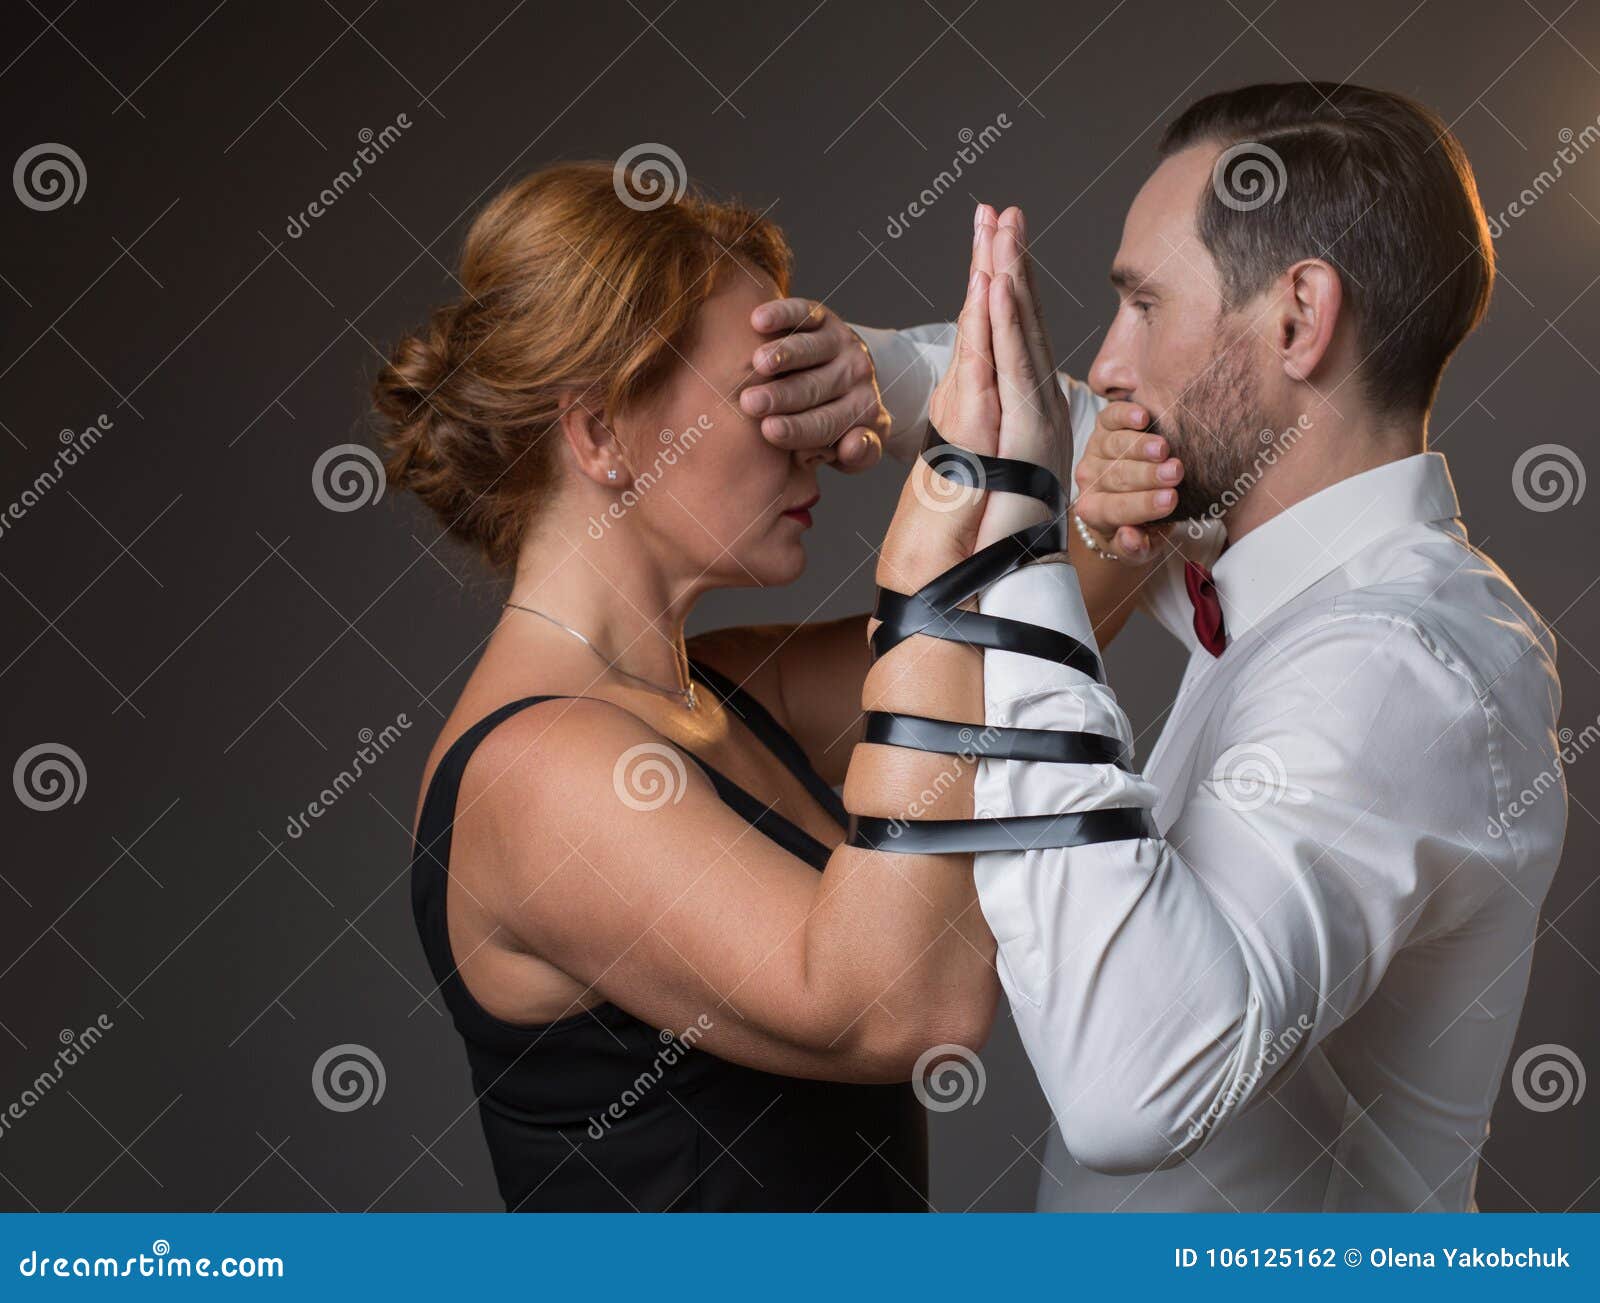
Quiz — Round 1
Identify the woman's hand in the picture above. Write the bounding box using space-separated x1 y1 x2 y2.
987 207 1072 473
875 209 1003 589
973 206 1073 551
1072 403 1184 564
927 206 1001 455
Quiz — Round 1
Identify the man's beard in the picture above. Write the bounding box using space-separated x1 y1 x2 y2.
1146 333 1271 523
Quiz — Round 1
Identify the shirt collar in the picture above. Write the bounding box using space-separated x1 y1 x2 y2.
1211 451 1462 640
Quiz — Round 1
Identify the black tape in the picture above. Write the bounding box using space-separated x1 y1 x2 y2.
851 807 1153 854
849 425 1146 854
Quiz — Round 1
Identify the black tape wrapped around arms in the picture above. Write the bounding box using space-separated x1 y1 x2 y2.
848 426 1149 853
851 806 1152 853
862 710 1127 766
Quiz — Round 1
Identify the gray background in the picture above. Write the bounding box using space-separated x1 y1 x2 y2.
0 0 1594 1212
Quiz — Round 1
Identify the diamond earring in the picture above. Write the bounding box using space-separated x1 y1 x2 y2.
607 469 619 481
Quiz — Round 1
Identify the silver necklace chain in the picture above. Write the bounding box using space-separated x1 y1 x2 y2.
501 601 699 710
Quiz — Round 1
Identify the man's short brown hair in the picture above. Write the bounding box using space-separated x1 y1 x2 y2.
1161 82 1494 415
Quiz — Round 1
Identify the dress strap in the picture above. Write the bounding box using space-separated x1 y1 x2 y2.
412 695 573 885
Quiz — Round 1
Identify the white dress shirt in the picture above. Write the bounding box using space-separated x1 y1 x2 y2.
858 323 1568 1211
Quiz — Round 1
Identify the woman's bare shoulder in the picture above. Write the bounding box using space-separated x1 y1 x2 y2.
441 695 716 922
459 694 679 817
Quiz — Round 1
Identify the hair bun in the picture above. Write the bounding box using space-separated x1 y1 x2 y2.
373 312 453 491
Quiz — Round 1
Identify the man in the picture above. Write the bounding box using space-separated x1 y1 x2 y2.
741 82 1566 1211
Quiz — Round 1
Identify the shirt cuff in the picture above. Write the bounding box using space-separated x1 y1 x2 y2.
850 323 954 463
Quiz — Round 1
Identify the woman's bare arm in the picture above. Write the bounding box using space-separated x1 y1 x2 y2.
466 681 985 1084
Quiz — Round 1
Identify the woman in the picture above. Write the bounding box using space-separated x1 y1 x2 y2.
373 162 1011 1211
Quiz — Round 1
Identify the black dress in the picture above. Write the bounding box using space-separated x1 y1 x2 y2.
410 658 929 1211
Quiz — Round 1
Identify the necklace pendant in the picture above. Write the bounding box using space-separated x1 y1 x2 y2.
684 682 699 711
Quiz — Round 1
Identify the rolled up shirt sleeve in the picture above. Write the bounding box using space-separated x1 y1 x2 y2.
972 561 1499 1175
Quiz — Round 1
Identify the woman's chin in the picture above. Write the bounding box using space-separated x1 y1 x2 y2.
739 539 809 588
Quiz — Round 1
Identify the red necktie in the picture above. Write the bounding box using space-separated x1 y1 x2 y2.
1184 560 1227 657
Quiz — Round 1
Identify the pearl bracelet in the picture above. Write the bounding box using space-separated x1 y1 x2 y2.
1072 509 1121 562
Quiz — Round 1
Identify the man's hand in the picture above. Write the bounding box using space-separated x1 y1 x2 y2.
743 299 891 471
1072 403 1183 563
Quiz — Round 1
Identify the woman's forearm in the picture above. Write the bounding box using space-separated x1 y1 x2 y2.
790 250 1014 1073
798 455 999 1072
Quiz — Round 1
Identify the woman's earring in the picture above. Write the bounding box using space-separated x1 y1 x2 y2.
606 469 619 481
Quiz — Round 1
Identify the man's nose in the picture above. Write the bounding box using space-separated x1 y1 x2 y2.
1088 325 1138 401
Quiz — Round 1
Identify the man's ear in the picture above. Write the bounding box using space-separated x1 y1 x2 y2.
556 390 627 486
1276 258 1342 384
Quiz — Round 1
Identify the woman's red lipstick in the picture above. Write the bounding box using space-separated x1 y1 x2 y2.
781 493 820 528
